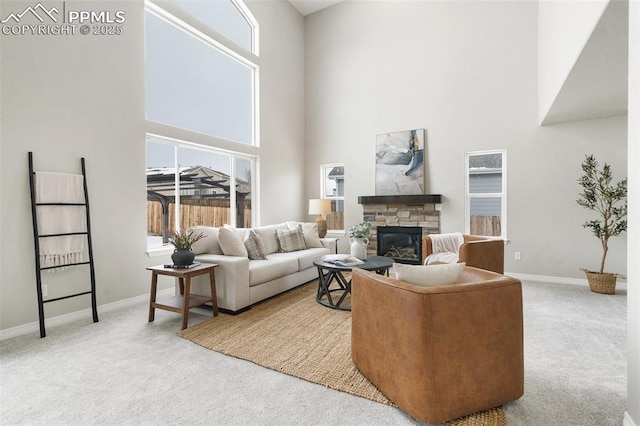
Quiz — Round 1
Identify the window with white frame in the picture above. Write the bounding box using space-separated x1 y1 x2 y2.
321 164 345 232
145 1 258 145
168 0 256 52
146 138 256 250
465 150 506 238
145 0 258 251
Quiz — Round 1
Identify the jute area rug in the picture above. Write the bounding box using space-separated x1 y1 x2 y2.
178 282 506 426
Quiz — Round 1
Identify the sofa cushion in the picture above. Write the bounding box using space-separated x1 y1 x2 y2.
244 229 267 260
189 226 222 255
276 225 307 252
254 223 288 255
219 225 248 257
249 256 298 286
394 262 465 287
287 221 324 248
273 247 329 271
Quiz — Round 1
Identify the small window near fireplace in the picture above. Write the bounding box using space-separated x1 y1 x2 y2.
377 226 422 265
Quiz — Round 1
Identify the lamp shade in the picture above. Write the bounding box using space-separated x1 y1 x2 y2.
308 199 332 215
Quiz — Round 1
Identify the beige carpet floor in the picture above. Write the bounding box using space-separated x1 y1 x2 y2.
178 282 506 425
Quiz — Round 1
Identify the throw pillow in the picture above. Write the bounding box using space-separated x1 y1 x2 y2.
218 225 248 257
287 221 324 248
275 225 307 253
394 262 465 287
254 224 287 255
189 226 222 255
244 229 267 260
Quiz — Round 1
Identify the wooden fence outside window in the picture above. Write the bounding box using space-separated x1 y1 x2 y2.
470 215 501 237
326 212 344 231
147 200 252 235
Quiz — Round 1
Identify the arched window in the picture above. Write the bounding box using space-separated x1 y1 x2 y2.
168 0 258 54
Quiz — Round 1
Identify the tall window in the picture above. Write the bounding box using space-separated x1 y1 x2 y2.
321 164 345 232
145 0 259 252
145 0 258 145
465 150 506 238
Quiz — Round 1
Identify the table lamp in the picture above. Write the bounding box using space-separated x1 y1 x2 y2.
308 199 332 238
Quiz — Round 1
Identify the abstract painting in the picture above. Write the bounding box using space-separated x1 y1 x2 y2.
375 129 425 195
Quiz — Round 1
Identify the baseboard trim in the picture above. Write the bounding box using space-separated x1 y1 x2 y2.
2 272 627 340
505 272 588 286
505 272 627 290
0 288 174 341
625 412 638 426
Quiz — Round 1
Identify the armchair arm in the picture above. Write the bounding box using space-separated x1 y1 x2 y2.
191 254 250 312
422 235 434 262
459 238 504 274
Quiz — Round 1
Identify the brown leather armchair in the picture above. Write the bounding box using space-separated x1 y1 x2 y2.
351 267 524 424
422 234 505 274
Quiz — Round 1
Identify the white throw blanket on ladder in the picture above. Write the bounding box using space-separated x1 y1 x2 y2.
35 172 86 271
424 232 464 265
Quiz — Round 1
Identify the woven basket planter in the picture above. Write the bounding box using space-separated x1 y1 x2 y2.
583 270 617 294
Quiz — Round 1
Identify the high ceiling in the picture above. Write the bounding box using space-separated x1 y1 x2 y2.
288 0 629 126
288 0 343 16
542 0 629 125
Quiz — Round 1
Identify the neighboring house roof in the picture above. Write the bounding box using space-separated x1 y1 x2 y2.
328 166 344 180
146 165 250 200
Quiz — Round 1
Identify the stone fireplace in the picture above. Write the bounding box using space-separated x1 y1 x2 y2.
358 194 442 260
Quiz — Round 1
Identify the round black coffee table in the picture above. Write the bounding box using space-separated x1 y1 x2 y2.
313 255 394 311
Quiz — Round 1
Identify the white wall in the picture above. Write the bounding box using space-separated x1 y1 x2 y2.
626 1 639 424
0 0 148 331
0 0 305 332
538 0 609 123
304 0 627 280
245 0 306 226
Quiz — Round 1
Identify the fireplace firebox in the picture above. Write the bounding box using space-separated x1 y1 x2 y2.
377 226 422 265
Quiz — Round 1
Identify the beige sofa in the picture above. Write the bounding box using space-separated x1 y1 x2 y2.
187 222 335 313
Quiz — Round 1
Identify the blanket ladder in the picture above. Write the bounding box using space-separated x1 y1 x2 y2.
28 152 98 338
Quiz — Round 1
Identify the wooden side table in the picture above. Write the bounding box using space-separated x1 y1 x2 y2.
147 263 218 330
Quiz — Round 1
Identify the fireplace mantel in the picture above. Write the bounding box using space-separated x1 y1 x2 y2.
358 194 442 204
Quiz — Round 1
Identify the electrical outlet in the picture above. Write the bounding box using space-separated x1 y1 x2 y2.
42 284 48 297
514 252 522 261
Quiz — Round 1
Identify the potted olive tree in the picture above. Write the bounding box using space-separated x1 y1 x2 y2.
576 154 627 294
